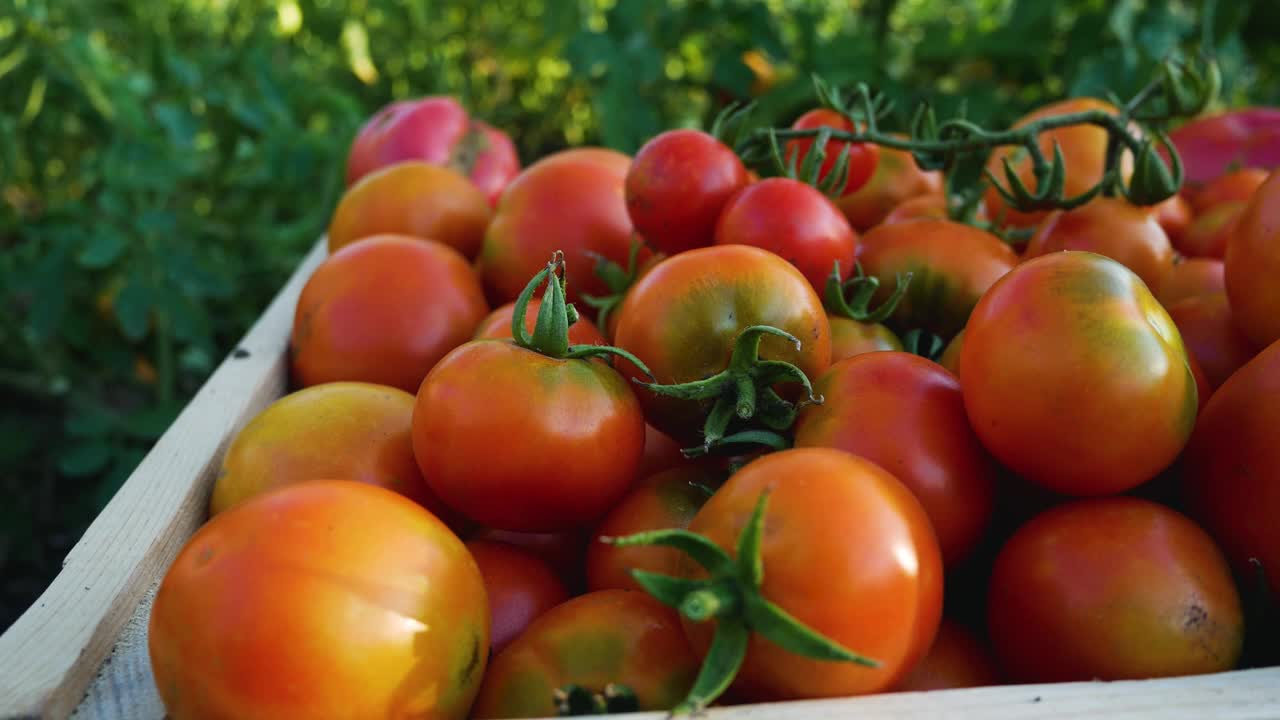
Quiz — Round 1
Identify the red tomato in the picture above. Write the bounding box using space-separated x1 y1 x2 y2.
857 219 1017 338
479 148 646 306
880 193 987 225
1158 258 1225 307
937 328 964 376
1167 293 1256 390
1183 338 1280 600
1225 168 1280 348
466 540 569 654
150 481 489 720
1152 193 1192 245
469 527 589 594
625 129 748 255
960 252 1197 496
328 162 492 259
1178 200 1244 259
471 590 699 718
469 121 523 207
713 177 858 294
785 108 879 196
829 316 902 363
1168 108 1280 187
290 235 488 393
1024 197 1175 297
836 138 943 231
1190 167 1269 214
1186 352 1213 413
894 620 1001 692
987 497 1243 682
637 423 687 479
472 298 606 346
794 352 997 567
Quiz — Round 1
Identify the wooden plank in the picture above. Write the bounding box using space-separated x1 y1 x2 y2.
0 239 328 720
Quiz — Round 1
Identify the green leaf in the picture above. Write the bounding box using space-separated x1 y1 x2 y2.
114 279 153 341
123 404 180 439
58 442 113 477
76 227 128 269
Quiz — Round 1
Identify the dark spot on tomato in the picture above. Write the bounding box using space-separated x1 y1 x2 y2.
196 546 215 567
1183 603 1208 631
232 348 250 359
458 630 482 686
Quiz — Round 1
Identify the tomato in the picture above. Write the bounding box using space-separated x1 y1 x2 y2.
713 177 859 293
987 497 1243 683
937 328 964 376
471 590 699 719
479 148 645 306
1183 338 1280 600
1153 193 1192 245
345 96 520 206
612 245 831 444
835 138 944 231
290 235 488 393
1166 293 1256 390
794 352 997 567
983 98 1135 228
894 619 1000 692
625 129 748 255
469 527 590 594
1158 258 1225 307
785 108 879 196
675 447 943 701
466 540 569 654
1024 197 1175 296
1186 352 1213 413
472 298 606 346
857 219 1017 339
210 382 455 524
1177 200 1244 259
829 316 902 363
1168 108 1280 188
586 464 718 593
150 481 488 720
637 423 687 479
1225 168 1280 348
960 251 1197 496
328 162 492 258
1189 167 1269 214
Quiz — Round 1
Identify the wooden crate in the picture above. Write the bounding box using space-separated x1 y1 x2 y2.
1 238 1277 720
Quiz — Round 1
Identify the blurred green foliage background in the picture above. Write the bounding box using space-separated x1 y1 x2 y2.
1 0 1277 630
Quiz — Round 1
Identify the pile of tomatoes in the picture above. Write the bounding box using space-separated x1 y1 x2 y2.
146 92 1280 720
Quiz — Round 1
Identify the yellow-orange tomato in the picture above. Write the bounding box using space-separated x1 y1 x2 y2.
327 161 492 258
1225 168 1280 348
894 620 1001 692
881 193 988 226
1158 258 1225 308
1177 201 1244 259
1152 193 1192 246
150 481 489 720
210 382 455 523
1024 197 1175 296
835 138 944 231
829 316 902 363
473 298 605 346
983 98 1134 228
290 235 488 393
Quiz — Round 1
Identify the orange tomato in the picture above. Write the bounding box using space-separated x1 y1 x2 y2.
1158 258 1225 307
894 620 1001 692
466 540 569 654
1167 293 1257 390
835 138 943 231
1177 201 1244 259
1189 167 1269 214
1024 197 1175 296
1225 168 1280 347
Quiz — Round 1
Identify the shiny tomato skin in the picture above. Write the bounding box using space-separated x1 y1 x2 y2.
479 148 645 306
1158 258 1225 307
679 447 943 701
471 590 699 719
1183 338 1280 599
894 619 1001 692
472 298 606 346
1178 201 1244 259
986 497 1243 683
210 382 452 523
612 245 831 444
960 251 1198 496
794 352 997 567
466 540 570 654
1225 169 1280 348
828 316 902 363
328 161 492 258
290 235 488 393
1024 197 1175 296
150 481 489 720
625 129 748 255
1167 293 1256 390
413 340 645 532
836 138 943 231
713 177 859 294
1190 167 1269 214
857 219 1017 338
586 464 718 593
785 108 879 196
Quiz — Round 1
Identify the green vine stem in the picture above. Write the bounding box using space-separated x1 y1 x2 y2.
603 492 879 714
580 237 647 336
512 252 656 374
824 261 912 325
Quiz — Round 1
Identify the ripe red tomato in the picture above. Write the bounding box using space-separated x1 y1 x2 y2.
857 219 1017 338
473 298 606 346
466 540 569 654
612 245 831 444
987 497 1243 682
468 527 590 594
713 178 858 293
937 328 964 376
960 251 1197 496
835 138 943 231
328 162 492 258
637 423 687 479
829 316 902 363
894 619 1000 692
1178 200 1244 259
1167 293 1256 390
1158 258 1225 308
1183 338 1280 600
785 108 879 196
1190 167 1269 214
290 235 488 393
1024 197 1175 297
586 464 718 593
150 481 489 720
1225 168 1280 348
794 352 997 567
1152 193 1192 245
479 148 646 306
471 590 699 718
625 129 748 255
1168 109 1280 188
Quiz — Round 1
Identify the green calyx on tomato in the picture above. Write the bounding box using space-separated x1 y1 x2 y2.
512 251 654 373
824 261 911 325
899 328 947 361
554 683 639 716
605 491 878 714
580 237 646 337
